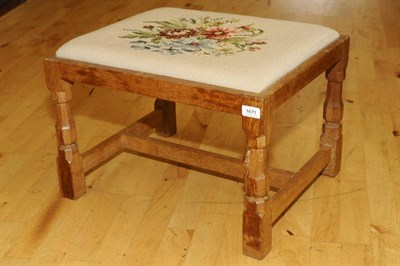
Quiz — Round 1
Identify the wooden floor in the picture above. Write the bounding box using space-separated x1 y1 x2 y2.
0 0 399 265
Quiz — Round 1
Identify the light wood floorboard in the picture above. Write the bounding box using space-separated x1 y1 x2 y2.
0 0 399 265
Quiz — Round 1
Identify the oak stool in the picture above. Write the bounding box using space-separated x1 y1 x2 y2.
44 8 349 260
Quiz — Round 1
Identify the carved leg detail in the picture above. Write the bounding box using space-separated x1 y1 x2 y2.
52 85 86 199
321 66 348 176
320 38 349 177
242 99 272 260
154 98 177 137
320 120 343 176
320 78 344 176
243 195 271 259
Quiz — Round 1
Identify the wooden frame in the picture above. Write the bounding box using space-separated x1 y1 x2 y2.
44 35 349 260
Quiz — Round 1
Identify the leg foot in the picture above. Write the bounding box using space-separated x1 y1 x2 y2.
320 122 342 176
243 196 272 259
56 143 86 199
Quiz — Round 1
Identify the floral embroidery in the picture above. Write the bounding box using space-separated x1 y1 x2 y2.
119 17 267 56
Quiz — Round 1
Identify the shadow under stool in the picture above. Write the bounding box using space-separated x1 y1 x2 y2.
44 7 349 260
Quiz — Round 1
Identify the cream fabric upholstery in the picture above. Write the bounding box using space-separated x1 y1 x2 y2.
56 7 339 93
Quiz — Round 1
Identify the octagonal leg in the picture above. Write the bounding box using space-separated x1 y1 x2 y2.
320 38 349 177
46 67 86 200
242 98 272 260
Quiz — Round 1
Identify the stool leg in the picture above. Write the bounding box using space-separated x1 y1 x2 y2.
51 81 86 199
320 40 349 176
154 98 177 137
320 77 343 176
242 101 272 260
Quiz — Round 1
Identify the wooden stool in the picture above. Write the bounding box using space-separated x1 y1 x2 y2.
44 8 349 260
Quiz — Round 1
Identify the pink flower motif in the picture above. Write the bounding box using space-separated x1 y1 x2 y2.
239 25 252 31
201 27 235 40
249 47 261 51
121 16 267 56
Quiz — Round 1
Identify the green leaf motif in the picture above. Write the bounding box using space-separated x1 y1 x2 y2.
119 16 267 56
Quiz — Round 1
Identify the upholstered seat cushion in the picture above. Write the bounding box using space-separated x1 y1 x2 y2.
56 7 339 93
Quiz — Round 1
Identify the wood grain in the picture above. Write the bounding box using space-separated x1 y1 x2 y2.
45 2 349 261
45 58 246 115
270 147 331 222
154 98 177 137
1 0 398 265
82 109 162 174
320 36 349 176
241 97 272 259
45 62 86 199
43 21 348 260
